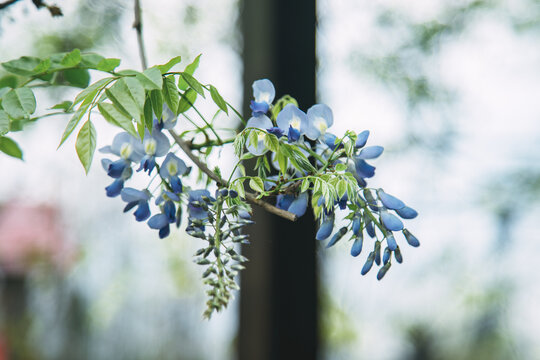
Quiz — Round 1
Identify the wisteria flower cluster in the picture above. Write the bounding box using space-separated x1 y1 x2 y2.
0 51 420 318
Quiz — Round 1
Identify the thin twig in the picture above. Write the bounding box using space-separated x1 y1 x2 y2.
133 0 147 70
0 0 20 10
168 129 297 222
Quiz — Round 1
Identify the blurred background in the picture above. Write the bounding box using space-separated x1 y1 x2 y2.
0 0 539 359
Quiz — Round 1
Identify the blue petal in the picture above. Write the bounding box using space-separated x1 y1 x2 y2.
105 178 124 197
111 132 143 162
164 200 176 223
396 206 418 219
288 192 308 217
357 146 384 160
361 252 375 275
323 133 338 150
381 211 404 231
377 189 405 210
386 233 398 251
306 104 333 141
355 130 369 148
188 189 211 203
170 176 183 193
377 263 390 280
365 219 376 238
383 247 391 264
352 216 361 235
158 224 170 239
134 201 151 222
160 153 188 178
121 188 150 203
138 155 156 174
354 159 375 178
276 194 295 211
288 125 300 142
246 115 273 130
403 229 420 247
229 190 238 198
107 159 129 178
316 215 334 241
250 100 270 116
252 79 275 104
350 235 363 257
266 127 284 138
326 227 347 248
160 104 177 129
187 204 209 220
394 247 403 263
142 130 170 157
238 210 252 220
101 158 112 171
276 104 308 134
148 214 170 229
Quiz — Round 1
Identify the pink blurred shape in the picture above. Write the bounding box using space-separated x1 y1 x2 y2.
0 202 76 275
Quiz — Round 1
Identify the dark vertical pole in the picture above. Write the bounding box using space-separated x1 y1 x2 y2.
239 1 318 359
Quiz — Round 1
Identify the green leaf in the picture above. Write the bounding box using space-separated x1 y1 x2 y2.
249 177 265 193
80 53 105 68
162 76 179 115
233 180 245 198
300 179 311 193
58 103 90 148
0 110 9 135
150 90 163 119
75 120 97 174
0 136 23 159
179 72 205 98
105 77 145 121
263 133 279 152
98 102 138 138
156 56 182 74
177 88 197 114
60 49 82 67
61 49 82 67
2 87 36 119
335 163 347 172
137 120 145 140
143 96 154 132
50 100 73 111
209 85 228 114
96 58 121 72
276 150 288 174
63 68 90 88
136 67 163 90
178 54 201 90
1 56 41 76
337 180 347 198
33 58 51 74
72 77 113 107
0 75 17 89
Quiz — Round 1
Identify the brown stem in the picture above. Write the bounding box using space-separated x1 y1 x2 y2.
133 0 147 70
0 0 20 9
168 129 297 222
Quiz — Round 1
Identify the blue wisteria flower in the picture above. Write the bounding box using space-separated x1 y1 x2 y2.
138 129 170 174
276 104 308 142
305 104 333 140
250 79 275 117
100 132 144 178
246 115 273 156
120 188 152 222
276 192 309 217
154 104 177 130
160 153 188 194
